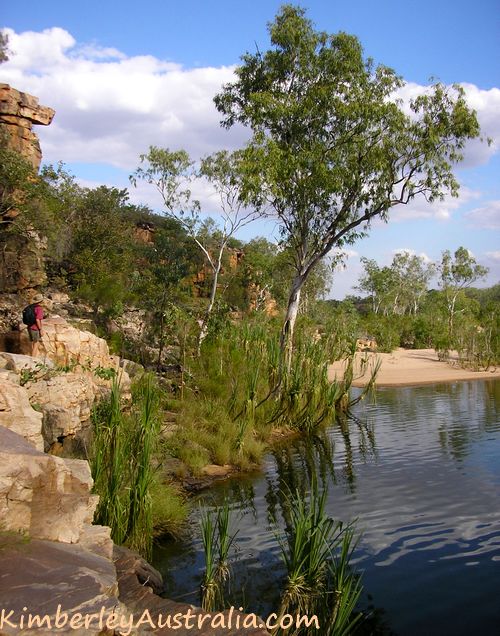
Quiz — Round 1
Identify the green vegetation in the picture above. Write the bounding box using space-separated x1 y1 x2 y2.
90 374 185 558
214 4 481 360
0 3 496 579
197 483 362 633
200 500 238 611
349 247 498 365
275 485 362 636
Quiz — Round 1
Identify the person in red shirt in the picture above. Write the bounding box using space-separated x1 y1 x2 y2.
28 294 45 357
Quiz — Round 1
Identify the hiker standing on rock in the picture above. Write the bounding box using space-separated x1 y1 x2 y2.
24 294 45 357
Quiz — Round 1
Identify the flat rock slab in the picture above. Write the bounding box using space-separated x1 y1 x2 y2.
0 536 120 635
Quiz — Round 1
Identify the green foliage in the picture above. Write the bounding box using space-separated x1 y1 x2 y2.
90 374 164 558
150 478 188 540
93 365 117 381
200 500 239 611
0 145 39 222
358 252 434 316
19 362 50 386
274 483 362 635
162 316 367 477
215 4 481 352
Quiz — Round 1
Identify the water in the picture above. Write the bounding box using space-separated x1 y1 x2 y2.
153 380 500 635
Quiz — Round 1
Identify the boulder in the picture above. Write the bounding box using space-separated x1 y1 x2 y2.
0 378 43 451
27 372 98 448
0 536 123 636
1 318 131 451
0 426 98 543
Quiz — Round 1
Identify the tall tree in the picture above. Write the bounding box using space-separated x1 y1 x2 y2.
439 246 488 337
215 4 482 359
131 147 260 351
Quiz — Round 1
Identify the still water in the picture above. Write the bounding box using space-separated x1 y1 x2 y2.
154 380 500 635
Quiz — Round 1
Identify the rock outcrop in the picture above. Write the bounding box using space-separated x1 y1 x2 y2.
0 83 55 171
0 376 44 451
0 317 131 452
0 425 100 543
0 230 48 293
0 84 54 292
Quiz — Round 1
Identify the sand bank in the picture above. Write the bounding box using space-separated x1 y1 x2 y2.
328 348 500 388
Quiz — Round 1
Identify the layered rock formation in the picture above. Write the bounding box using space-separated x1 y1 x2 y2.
0 231 48 293
0 426 99 543
0 83 55 171
0 84 54 292
0 316 131 452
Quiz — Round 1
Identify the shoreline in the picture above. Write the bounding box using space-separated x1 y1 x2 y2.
328 348 500 388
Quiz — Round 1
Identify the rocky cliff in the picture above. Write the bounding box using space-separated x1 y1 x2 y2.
0 84 54 292
0 83 55 173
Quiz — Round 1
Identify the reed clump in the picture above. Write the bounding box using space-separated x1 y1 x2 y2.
274 483 362 636
90 373 186 557
164 319 378 477
200 500 238 611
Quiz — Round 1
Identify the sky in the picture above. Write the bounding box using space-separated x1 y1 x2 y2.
1 0 499 298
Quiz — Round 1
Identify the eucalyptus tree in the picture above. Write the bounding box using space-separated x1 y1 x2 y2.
131 147 260 351
439 246 488 337
214 4 482 359
356 258 393 314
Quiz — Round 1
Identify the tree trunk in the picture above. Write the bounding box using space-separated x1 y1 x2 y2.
280 273 305 368
197 261 222 355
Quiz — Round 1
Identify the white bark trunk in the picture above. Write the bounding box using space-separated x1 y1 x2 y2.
280 274 305 367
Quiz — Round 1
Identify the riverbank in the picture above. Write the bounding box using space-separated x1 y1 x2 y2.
328 348 500 387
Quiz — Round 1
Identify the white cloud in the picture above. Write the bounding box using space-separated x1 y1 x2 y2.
2 26 499 184
392 248 432 263
485 251 500 260
388 186 481 222
2 27 246 170
465 200 500 230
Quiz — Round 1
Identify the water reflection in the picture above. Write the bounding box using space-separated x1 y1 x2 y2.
154 380 500 636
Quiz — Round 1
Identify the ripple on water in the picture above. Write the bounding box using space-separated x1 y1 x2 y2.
154 380 500 635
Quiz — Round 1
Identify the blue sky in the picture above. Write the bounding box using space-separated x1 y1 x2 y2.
2 0 499 297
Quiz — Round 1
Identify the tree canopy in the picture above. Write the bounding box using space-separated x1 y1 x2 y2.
214 4 482 352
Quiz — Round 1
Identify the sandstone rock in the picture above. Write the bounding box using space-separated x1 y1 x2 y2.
120 357 145 378
1 317 131 450
0 368 19 384
0 351 54 373
78 524 114 561
0 378 43 450
0 83 55 170
27 372 97 447
0 230 48 293
0 536 123 636
0 426 97 543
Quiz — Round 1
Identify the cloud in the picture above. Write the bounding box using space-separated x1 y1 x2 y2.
388 186 481 222
2 27 247 170
2 26 499 183
396 82 500 167
392 248 433 263
465 200 500 230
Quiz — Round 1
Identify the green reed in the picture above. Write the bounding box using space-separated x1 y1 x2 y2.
90 374 164 557
274 483 362 636
200 499 238 612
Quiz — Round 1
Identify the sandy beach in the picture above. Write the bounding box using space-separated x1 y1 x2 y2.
328 348 500 387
